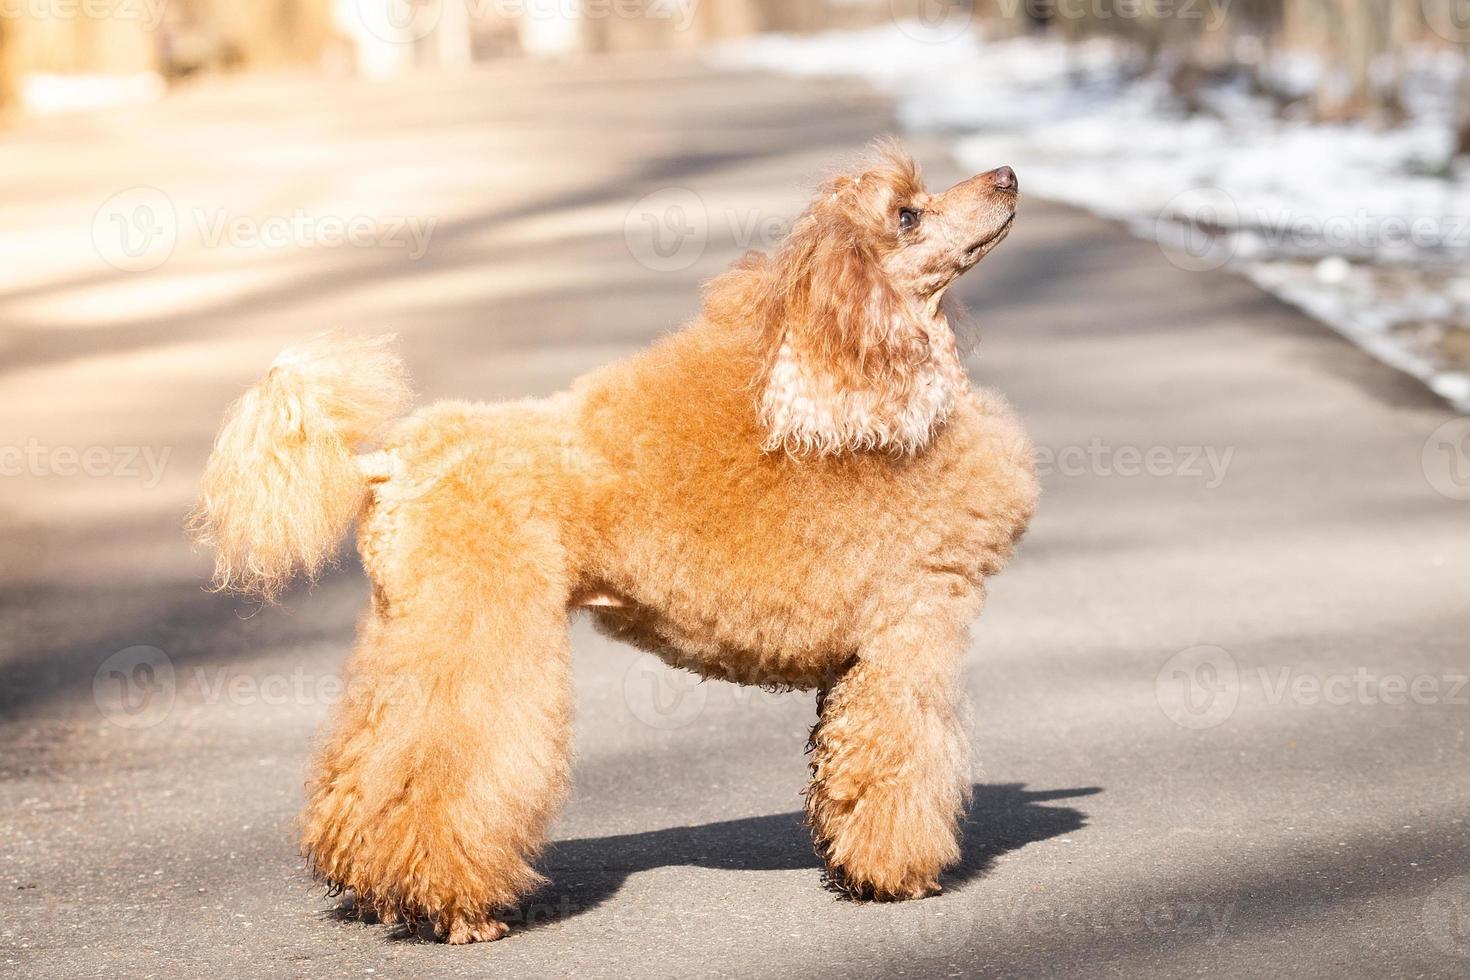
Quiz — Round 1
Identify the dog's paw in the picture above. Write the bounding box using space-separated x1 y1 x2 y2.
895 878 942 901
863 876 942 902
823 862 945 902
442 914 510 945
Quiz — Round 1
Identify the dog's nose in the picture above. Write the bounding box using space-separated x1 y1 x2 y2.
986 166 1018 192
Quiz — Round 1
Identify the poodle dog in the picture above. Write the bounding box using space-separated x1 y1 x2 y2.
190 143 1038 944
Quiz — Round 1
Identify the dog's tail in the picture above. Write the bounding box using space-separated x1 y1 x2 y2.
188 333 412 601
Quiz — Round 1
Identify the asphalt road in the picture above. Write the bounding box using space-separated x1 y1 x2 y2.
3 56 1469 980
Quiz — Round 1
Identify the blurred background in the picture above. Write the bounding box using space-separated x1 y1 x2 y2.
2 1 1468 397
5 3 1470 978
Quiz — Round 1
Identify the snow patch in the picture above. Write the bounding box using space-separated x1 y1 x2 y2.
712 23 1470 412
21 73 166 117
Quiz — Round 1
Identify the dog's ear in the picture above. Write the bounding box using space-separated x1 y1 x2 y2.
753 194 958 456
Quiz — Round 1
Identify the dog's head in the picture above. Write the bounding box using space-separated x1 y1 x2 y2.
727 142 1018 456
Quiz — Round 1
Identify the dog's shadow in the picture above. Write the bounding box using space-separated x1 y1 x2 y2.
341 782 1096 940
341 781 1098 940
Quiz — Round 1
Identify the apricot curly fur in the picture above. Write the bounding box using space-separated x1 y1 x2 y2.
190 142 1036 942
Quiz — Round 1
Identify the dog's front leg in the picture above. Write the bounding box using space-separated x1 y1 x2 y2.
805 601 974 900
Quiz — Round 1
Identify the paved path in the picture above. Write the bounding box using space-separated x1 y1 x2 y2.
3 56 1469 980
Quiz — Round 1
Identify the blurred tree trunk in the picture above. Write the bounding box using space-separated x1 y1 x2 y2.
1309 0 1402 123
1459 53 1470 157
0 19 16 117
435 0 473 68
1314 0 1371 120
165 0 334 72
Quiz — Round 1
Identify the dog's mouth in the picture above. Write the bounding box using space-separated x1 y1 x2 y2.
962 213 1015 263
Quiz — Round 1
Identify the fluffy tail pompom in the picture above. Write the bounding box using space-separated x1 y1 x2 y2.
188 333 412 601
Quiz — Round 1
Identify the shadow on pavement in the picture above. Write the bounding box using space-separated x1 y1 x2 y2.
336 782 1099 941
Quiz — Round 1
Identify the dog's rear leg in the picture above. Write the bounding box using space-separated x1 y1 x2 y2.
805 600 974 900
301 502 573 943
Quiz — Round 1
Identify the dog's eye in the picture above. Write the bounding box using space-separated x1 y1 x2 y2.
898 207 921 233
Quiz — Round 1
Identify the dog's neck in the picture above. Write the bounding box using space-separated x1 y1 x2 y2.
759 310 969 457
